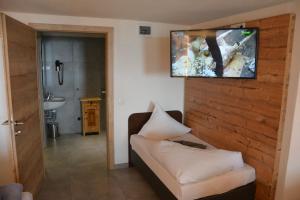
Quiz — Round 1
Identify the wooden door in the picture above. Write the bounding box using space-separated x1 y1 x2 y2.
1 14 44 195
0 16 16 185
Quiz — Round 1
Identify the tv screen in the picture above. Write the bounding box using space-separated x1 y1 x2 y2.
170 28 258 78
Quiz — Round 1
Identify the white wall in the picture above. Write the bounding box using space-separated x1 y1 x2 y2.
1 12 186 164
190 1 300 199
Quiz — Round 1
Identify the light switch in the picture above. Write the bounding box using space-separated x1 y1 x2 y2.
118 98 124 105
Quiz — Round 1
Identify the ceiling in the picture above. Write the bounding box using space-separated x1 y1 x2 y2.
0 0 289 25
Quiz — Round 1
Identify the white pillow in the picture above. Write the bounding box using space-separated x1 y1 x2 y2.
138 104 191 140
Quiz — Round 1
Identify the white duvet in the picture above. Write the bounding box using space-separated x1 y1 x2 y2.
151 141 244 184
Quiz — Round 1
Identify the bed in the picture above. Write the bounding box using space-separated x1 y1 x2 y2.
128 110 256 200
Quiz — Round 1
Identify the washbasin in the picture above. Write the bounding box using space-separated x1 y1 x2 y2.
44 97 66 110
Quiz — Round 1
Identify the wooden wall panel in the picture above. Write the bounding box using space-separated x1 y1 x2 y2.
184 14 295 200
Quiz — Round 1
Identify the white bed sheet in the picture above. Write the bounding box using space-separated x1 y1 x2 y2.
130 134 256 200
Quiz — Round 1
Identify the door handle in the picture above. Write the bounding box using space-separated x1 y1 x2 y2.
1 120 24 126
14 121 24 126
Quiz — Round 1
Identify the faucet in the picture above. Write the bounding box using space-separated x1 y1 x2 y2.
45 92 52 101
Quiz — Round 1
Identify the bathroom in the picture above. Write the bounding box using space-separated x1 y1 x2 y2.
39 32 108 168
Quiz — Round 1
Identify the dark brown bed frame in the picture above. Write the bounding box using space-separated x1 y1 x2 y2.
128 110 256 200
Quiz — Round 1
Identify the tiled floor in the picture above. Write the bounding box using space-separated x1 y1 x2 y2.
38 133 159 200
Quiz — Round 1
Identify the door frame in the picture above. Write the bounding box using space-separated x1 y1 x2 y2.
29 23 115 169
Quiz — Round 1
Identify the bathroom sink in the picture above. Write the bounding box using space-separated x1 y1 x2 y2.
44 97 66 110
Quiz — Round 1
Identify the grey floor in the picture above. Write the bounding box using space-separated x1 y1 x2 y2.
38 133 160 200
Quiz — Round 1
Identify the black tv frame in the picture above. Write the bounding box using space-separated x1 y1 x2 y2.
170 28 259 79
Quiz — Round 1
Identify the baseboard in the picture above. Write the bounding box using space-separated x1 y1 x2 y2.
113 163 129 169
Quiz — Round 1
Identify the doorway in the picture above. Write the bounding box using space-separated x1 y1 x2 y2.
38 31 108 168
40 33 106 136
30 23 114 170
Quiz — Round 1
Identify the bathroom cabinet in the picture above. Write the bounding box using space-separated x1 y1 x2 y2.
80 97 101 136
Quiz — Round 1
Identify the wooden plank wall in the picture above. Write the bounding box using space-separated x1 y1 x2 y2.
184 14 295 200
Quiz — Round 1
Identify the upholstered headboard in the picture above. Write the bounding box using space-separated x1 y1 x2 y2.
128 110 182 165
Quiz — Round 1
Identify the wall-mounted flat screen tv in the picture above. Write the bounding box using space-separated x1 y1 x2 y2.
170 28 258 78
